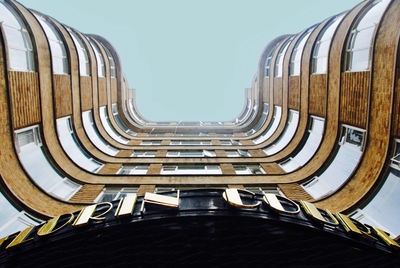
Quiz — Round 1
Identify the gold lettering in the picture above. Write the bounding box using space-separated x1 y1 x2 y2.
263 193 300 214
222 189 261 209
372 227 400 248
73 202 113 227
6 226 34 249
0 236 8 247
115 195 137 217
37 214 74 236
300 201 338 226
140 191 180 213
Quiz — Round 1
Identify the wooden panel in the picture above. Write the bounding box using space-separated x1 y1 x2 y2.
98 163 122 174
260 163 284 175
116 150 134 157
278 184 314 202
147 164 162 174
391 66 400 137
69 184 104 203
80 76 92 111
98 77 107 106
8 71 41 129
137 185 156 196
220 163 236 175
309 74 326 117
53 74 72 118
340 71 369 129
111 78 117 103
273 77 282 105
263 78 270 103
288 76 300 110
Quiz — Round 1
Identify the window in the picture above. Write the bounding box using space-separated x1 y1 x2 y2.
82 110 119 156
234 165 266 175
339 125 366 150
118 165 149 175
161 165 222 175
244 187 283 196
103 45 116 78
274 37 293 77
112 104 136 135
170 141 212 146
99 106 129 144
264 49 274 77
140 140 161 145
254 106 282 144
66 27 90 76
311 14 344 74
88 38 105 77
390 140 400 170
57 116 104 173
15 125 82 200
33 12 68 74
0 1 35 71
131 151 156 157
96 187 138 202
280 116 324 172
289 26 315 76
263 110 299 155
344 0 390 71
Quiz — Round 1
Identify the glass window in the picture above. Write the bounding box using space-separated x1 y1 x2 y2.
99 106 129 144
254 106 282 144
345 0 390 71
15 125 82 200
161 165 222 175
0 1 35 71
234 165 266 175
280 116 324 172
140 140 161 145
311 14 344 74
66 27 90 76
112 104 136 136
33 12 68 74
103 45 116 78
88 38 105 77
96 187 138 202
274 37 293 77
263 110 299 155
82 110 119 156
289 26 315 76
131 151 156 157
118 165 149 175
57 116 103 173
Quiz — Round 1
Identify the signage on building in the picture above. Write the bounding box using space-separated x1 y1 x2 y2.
0 189 398 252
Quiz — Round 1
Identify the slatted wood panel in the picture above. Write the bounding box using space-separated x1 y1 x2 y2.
278 183 314 202
80 76 92 111
391 66 400 137
263 78 270 103
288 76 300 110
98 77 107 106
8 71 41 129
273 77 283 105
340 71 369 129
111 78 117 103
53 74 72 118
309 74 326 117
69 184 104 203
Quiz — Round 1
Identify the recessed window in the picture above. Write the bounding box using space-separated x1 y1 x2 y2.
274 37 293 77
311 14 344 74
131 151 156 157
289 26 315 76
140 140 161 145
0 1 35 71
96 187 138 202
344 0 391 72
233 165 266 175
161 165 222 175
88 38 105 77
118 165 149 175
66 27 90 76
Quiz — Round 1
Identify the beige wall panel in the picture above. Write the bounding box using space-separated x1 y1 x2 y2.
80 76 92 111
98 77 107 106
111 78 117 103
260 163 284 174
273 77 283 106
340 71 369 128
53 74 72 118
220 163 236 175
278 183 314 202
309 74 327 117
8 71 41 129
69 184 104 203
288 76 300 110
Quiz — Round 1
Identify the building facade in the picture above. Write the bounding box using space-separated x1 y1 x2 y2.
0 0 399 265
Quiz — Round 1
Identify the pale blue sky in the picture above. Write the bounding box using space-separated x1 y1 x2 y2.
19 0 361 121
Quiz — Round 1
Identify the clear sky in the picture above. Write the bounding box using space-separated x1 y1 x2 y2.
18 0 361 121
